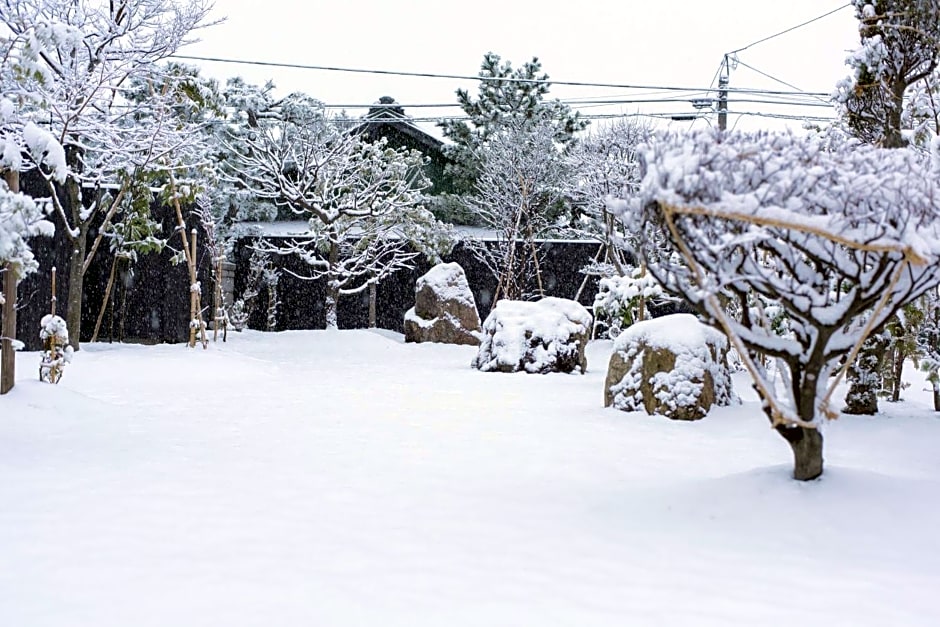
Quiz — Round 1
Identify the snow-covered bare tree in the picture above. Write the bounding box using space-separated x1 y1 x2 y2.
566 118 653 301
230 96 455 329
0 88 63 392
0 0 216 349
617 129 940 480
468 119 571 303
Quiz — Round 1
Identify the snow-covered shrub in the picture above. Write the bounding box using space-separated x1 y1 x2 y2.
237 249 281 331
228 299 248 332
619 128 940 480
592 267 673 339
605 314 736 420
472 297 592 374
39 314 73 384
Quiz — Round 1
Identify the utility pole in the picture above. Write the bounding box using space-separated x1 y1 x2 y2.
717 54 730 131
1 170 20 394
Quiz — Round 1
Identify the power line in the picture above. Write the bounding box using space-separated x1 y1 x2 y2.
325 96 832 110
731 57 832 104
727 2 852 54
171 54 832 98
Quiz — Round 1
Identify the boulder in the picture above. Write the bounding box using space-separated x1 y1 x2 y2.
604 314 736 420
404 262 481 346
472 297 592 374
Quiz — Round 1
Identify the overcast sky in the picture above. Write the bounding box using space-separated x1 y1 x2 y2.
178 0 860 135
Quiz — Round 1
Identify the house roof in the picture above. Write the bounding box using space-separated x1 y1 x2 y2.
349 97 445 155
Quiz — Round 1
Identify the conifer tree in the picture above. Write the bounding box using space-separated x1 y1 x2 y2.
438 53 587 212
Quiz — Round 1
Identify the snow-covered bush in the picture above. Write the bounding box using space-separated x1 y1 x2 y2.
0 180 55 279
592 267 673 339
39 314 72 383
472 297 592 374
605 314 736 420
229 298 249 332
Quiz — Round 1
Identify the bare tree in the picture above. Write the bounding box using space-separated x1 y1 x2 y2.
618 129 940 480
566 118 652 303
230 97 454 329
469 120 571 304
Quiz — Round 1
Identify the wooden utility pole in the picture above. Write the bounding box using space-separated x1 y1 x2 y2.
1 170 20 394
717 55 730 131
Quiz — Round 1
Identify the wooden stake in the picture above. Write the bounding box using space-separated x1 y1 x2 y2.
189 228 198 348
213 256 220 342
2 170 20 395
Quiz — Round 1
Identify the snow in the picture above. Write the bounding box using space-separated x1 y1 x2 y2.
39 314 69 344
473 297 591 373
2 330 940 625
614 313 725 353
22 122 67 183
418 262 475 306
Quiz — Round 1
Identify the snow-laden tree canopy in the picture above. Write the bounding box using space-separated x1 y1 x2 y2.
613 128 940 480
229 95 455 329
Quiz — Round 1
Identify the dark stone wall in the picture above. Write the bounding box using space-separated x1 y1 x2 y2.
234 238 607 333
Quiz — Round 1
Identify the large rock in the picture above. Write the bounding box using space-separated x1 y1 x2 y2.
404 262 481 346
472 297 592 374
604 314 736 420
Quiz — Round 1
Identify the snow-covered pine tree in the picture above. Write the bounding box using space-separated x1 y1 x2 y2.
835 0 940 148
437 52 587 224
618 129 940 480
834 0 940 412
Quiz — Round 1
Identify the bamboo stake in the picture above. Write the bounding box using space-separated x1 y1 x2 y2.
91 256 119 343
213 256 221 342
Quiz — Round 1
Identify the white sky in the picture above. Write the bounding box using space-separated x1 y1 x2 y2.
179 1 861 137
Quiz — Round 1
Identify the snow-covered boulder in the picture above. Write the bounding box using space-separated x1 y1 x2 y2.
405 262 482 346
472 297 592 374
604 314 736 420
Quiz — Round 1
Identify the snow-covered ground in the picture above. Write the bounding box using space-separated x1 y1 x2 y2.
2 329 939 626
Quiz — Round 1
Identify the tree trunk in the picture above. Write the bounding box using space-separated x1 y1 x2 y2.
1 170 19 394
65 234 88 351
775 424 824 481
325 287 339 330
368 281 377 328
325 240 340 330
933 384 940 412
1 263 15 395
890 345 904 403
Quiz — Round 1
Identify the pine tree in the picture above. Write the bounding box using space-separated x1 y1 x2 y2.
438 53 587 204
